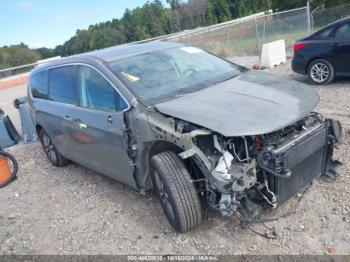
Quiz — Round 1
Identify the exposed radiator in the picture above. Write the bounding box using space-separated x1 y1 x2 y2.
266 124 329 204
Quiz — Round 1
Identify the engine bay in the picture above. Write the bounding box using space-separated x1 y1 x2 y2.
176 112 343 223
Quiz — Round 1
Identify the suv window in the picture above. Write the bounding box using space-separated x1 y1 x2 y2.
78 65 127 112
30 70 49 99
335 22 350 38
49 66 78 105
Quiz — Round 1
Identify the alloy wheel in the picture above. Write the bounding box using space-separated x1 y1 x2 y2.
153 170 176 221
310 62 330 83
42 134 57 163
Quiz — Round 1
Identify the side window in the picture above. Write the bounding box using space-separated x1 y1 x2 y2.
78 65 128 112
30 70 49 99
335 23 350 38
49 66 78 105
315 26 333 38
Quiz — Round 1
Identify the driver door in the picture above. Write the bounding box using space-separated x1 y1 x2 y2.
69 65 136 188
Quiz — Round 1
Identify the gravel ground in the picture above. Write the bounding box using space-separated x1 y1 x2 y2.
0 60 349 255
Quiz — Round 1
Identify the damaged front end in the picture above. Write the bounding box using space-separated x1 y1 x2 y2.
176 112 343 224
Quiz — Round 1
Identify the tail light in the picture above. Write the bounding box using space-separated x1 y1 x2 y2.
294 42 306 53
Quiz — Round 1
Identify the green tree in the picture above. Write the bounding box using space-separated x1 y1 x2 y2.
35 47 54 59
271 0 305 11
0 43 41 69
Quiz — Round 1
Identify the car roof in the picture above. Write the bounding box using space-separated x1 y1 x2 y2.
334 16 350 24
77 40 184 62
319 16 350 31
306 16 350 39
31 41 184 75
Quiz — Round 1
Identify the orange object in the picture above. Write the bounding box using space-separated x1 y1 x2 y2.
0 155 12 185
254 136 261 150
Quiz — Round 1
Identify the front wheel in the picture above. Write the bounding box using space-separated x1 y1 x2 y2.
307 59 335 85
151 151 202 233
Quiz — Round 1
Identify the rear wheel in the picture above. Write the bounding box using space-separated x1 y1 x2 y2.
307 59 335 85
151 151 202 233
39 129 70 167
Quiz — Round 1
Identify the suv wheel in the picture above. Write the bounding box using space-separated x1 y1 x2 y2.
307 59 335 85
39 129 70 167
151 151 202 233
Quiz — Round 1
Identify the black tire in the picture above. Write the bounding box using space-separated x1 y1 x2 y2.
307 59 335 85
38 129 70 167
151 151 202 233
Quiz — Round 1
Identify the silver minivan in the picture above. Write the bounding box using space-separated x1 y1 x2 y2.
27 41 342 232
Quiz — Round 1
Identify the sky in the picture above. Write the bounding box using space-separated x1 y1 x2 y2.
0 0 169 49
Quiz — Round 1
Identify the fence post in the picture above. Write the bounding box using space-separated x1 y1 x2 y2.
186 30 190 46
307 1 312 33
310 6 319 33
254 17 261 63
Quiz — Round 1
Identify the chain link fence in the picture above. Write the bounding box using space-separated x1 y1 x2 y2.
166 7 310 60
0 63 36 80
2 3 350 80
0 7 310 80
255 7 310 56
168 14 262 57
312 3 350 32
0 56 61 80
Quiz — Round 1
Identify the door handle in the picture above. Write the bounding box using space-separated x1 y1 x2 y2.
72 118 87 129
107 115 113 124
64 116 73 121
79 123 87 129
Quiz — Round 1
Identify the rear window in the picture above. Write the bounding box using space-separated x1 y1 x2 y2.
30 70 49 99
335 22 350 38
49 66 78 105
315 26 333 38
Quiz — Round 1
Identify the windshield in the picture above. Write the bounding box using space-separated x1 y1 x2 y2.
108 46 245 104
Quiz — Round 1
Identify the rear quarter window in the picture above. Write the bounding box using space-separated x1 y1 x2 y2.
30 70 49 99
49 66 78 105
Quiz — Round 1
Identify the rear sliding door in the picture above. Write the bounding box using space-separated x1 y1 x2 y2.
44 65 79 159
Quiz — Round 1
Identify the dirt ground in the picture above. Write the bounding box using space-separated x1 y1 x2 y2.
0 60 349 255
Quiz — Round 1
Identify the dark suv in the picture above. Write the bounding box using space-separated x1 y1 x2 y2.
26 41 342 232
292 17 350 84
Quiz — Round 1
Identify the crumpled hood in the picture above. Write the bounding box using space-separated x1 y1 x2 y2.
155 71 320 136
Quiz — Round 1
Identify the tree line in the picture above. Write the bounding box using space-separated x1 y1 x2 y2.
1 0 349 69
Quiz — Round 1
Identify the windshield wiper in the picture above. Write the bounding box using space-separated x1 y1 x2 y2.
211 73 240 85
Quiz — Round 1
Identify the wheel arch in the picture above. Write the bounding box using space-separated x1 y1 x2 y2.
139 140 198 191
149 140 183 159
36 124 43 136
